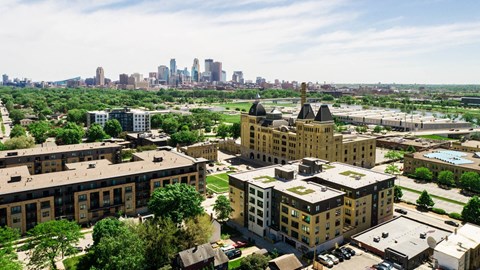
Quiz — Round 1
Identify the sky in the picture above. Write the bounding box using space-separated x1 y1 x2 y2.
1 0 480 84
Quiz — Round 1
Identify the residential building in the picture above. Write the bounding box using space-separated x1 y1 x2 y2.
173 243 228 270
404 149 480 182
229 157 394 253
0 150 207 234
178 142 218 162
434 223 480 270
87 108 151 132
0 142 122 175
241 101 376 168
96 67 105 86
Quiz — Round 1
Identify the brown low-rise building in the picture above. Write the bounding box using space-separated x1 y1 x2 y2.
0 150 207 234
451 140 480 153
376 136 449 152
0 142 122 175
179 142 218 162
173 243 228 270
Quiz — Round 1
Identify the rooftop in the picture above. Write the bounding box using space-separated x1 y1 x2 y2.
411 148 480 169
0 142 121 158
353 216 451 258
0 150 203 196
316 162 393 189
434 223 480 259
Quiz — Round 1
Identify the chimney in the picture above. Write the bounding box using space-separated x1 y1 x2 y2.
301 82 307 107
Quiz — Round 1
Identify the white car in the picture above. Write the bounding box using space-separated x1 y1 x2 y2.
318 255 334 267
327 254 339 264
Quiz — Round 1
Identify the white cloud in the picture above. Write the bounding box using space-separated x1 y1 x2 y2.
0 0 479 83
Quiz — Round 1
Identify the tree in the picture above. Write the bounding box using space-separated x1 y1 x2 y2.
86 123 109 142
461 196 480 225
230 122 241 139
373 125 383 133
239 253 270 270
10 125 26 138
213 195 234 222
394 186 403 202
179 214 214 250
437 170 455 187
137 218 179 269
216 124 231 139
55 122 84 145
103 119 123 138
91 223 145 270
92 218 124 245
66 109 87 125
0 226 22 270
9 109 25 125
384 164 400 175
414 167 433 181
28 121 51 144
27 220 83 270
460 171 480 193
170 130 203 146
416 190 435 209
148 183 204 224
4 136 35 150
162 117 180 134
384 150 403 161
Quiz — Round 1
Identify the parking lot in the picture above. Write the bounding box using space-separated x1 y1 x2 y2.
307 245 383 270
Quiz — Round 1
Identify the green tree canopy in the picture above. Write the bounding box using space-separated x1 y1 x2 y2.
461 196 480 225
384 164 400 175
10 125 26 138
416 190 435 209
437 170 455 187
0 227 22 270
384 150 403 160
86 123 109 142
178 214 214 250
216 124 231 139
27 220 83 270
55 122 85 145
4 136 35 150
169 130 203 146
92 218 125 245
148 183 204 224
460 171 480 193
394 186 403 202
28 121 51 144
103 119 123 138
213 195 234 222
9 109 25 125
373 125 383 133
66 109 87 125
231 122 241 139
414 167 433 181
239 253 270 270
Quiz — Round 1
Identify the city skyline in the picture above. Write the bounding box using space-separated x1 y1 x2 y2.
1 0 480 84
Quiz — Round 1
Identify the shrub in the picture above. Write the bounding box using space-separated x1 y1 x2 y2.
431 208 447 215
448 212 463 220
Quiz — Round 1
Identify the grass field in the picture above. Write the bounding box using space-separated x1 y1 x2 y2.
63 255 86 270
416 135 456 141
222 114 241 124
218 102 252 111
206 173 230 193
228 257 243 269
399 185 466 206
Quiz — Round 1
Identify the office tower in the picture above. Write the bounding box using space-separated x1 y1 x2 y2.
232 71 244 83
131 73 143 83
221 70 226 83
119 73 129 85
212 62 222 82
191 58 200 82
204 59 213 73
2 74 8 85
96 67 105 86
157 65 169 83
148 72 157 79
170 59 177 77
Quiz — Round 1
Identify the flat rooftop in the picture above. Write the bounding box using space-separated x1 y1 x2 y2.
342 134 375 143
434 223 480 259
377 136 445 147
410 148 480 169
0 142 121 158
457 140 480 149
0 150 203 196
353 216 451 257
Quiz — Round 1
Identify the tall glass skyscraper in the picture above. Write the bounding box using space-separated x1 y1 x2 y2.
170 59 176 77
191 58 200 82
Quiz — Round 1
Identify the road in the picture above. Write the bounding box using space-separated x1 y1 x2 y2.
0 101 11 141
393 204 460 232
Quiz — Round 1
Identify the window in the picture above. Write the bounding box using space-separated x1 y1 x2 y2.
335 219 341 227
325 233 330 241
13 217 21 223
78 194 87 202
301 224 310 234
281 206 288 214
326 222 330 230
315 226 319 234
257 209 263 217
257 218 263 227
42 211 49 217
335 229 340 237
316 216 319 224
315 205 320 211
154 181 160 188
80 213 86 219
281 215 289 224
257 190 263 198
125 186 132 193
291 210 299 218
326 212 330 219
11 206 21 214
302 214 311 224
291 230 299 239
291 221 299 229
41 201 50 209
335 209 341 216
257 201 263 208
301 235 310 244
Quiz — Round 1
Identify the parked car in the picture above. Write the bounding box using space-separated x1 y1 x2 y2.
225 249 242 260
331 249 345 262
372 264 389 270
394 208 408 215
378 261 394 270
317 255 334 268
326 254 339 264
445 220 459 227
338 248 351 259
208 163 215 167
342 247 356 256
232 240 247 248
220 245 235 253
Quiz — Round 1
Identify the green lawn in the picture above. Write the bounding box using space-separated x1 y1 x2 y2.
219 102 252 111
228 257 243 269
222 114 241 124
63 255 87 270
416 135 456 141
399 185 466 206
206 173 230 193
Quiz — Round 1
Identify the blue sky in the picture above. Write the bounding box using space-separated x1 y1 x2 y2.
1 0 480 84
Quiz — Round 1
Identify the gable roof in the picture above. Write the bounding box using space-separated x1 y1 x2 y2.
314 104 333 122
269 254 303 270
178 243 214 267
297 103 315 120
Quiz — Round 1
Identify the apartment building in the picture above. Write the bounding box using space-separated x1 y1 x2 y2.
178 142 218 162
0 142 122 175
229 158 394 253
404 149 480 182
87 108 151 132
240 102 376 168
0 150 207 234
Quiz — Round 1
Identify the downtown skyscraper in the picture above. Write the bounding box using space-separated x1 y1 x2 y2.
96 67 105 86
191 58 200 82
